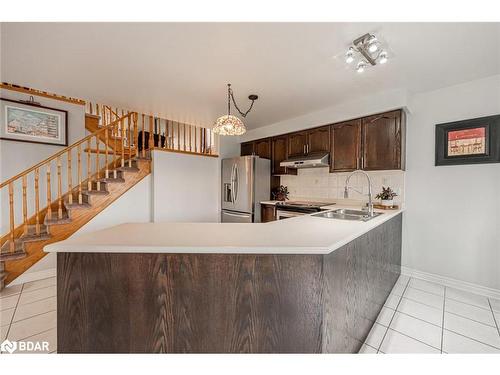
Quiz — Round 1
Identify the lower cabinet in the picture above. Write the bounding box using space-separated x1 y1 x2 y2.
261 204 276 223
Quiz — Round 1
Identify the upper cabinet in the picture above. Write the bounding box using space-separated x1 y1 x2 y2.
254 138 272 159
240 109 405 175
361 110 405 171
287 126 330 157
287 131 308 157
240 141 254 156
307 126 330 154
330 120 361 172
272 135 297 175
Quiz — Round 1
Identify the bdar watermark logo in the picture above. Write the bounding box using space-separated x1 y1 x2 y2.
1 339 50 353
0 339 17 353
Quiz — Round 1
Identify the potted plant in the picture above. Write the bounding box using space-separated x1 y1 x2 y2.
272 185 289 201
375 186 398 207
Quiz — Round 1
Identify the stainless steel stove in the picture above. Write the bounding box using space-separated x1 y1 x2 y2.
275 200 334 219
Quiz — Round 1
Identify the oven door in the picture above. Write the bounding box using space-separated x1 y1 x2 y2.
276 209 305 220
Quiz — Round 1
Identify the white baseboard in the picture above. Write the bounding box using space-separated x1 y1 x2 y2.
401 266 500 300
9 268 56 286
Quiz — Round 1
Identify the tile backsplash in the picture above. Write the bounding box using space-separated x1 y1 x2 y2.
279 168 405 205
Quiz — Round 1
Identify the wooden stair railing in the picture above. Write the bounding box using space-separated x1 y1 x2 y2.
86 102 219 156
0 111 147 289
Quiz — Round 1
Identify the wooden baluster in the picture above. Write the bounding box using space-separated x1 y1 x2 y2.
133 113 138 156
89 102 93 115
22 175 28 235
209 129 212 154
67 150 73 205
113 122 118 178
34 168 40 234
77 145 83 204
194 126 197 153
46 165 52 221
165 120 169 149
8 182 15 252
87 139 92 190
128 115 132 167
57 156 63 219
189 125 192 152
121 119 125 168
95 135 100 191
177 122 180 150
200 127 203 153
96 103 100 123
102 105 107 127
141 114 145 157
105 125 109 178
149 116 154 151
183 123 186 151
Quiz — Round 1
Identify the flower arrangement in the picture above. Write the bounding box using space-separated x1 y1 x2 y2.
272 185 289 201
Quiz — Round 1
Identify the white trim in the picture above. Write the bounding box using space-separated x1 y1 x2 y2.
8 267 56 286
401 266 500 300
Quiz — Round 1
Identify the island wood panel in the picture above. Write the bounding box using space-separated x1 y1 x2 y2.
57 214 402 353
322 213 402 352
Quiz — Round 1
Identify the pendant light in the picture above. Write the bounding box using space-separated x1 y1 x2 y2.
213 84 258 136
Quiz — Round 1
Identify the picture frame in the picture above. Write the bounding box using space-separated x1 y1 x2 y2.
435 114 500 166
0 98 68 146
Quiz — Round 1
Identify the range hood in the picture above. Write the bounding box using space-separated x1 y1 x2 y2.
280 153 330 169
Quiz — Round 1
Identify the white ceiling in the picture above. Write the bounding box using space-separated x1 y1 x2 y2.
1 22 499 129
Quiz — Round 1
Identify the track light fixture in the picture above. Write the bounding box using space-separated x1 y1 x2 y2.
345 33 389 72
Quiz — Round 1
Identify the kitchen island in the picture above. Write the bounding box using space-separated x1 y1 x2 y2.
45 207 402 353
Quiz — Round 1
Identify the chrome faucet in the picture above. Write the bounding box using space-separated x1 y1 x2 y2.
343 170 374 217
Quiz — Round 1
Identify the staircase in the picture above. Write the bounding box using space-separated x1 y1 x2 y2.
0 112 150 288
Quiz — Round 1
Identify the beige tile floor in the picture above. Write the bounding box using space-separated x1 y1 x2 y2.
0 277 56 354
1 273 499 354
360 275 500 354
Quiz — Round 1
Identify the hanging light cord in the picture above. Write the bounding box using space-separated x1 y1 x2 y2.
227 83 256 118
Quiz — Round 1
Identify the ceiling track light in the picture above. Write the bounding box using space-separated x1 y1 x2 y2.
345 33 389 72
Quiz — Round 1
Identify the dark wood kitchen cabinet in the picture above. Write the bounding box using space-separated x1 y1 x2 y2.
271 135 297 175
287 131 308 157
240 141 254 156
361 110 405 170
307 126 330 154
261 203 276 222
254 138 272 159
330 120 361 172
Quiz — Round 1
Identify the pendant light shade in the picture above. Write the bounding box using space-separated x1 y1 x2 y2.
213 114 246 136
213 83 257 136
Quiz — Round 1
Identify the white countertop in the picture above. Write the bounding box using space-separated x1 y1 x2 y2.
44 205 403 255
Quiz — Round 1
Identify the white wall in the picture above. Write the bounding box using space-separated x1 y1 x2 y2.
12 174 152 283
152 150 219 222
404 75 500 290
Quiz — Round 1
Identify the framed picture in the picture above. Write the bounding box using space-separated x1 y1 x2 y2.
435 114 500 166
0 98 68 146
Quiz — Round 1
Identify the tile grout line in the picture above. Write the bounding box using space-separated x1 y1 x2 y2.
440 286 446 353
384 327 441 352
442 327 500 351
376 276 410 353
10 308 57 326
488 298 500 337
12 294 56 309
4 283 24 340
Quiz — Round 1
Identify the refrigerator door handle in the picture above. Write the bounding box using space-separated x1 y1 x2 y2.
233 164 239 203
223 211 251 218
230 164 236 203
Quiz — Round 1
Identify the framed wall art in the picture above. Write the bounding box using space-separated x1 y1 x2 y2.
0 98 68 146
435 114 500 166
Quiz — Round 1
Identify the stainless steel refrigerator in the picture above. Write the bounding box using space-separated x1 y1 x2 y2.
221 156 270 223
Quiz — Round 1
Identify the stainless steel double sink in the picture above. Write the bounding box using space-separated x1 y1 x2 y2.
312 208 383 222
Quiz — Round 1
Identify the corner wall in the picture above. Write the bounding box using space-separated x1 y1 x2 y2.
404 74 500 290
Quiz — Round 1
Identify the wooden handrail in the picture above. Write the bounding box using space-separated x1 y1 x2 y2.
0 113 133 190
